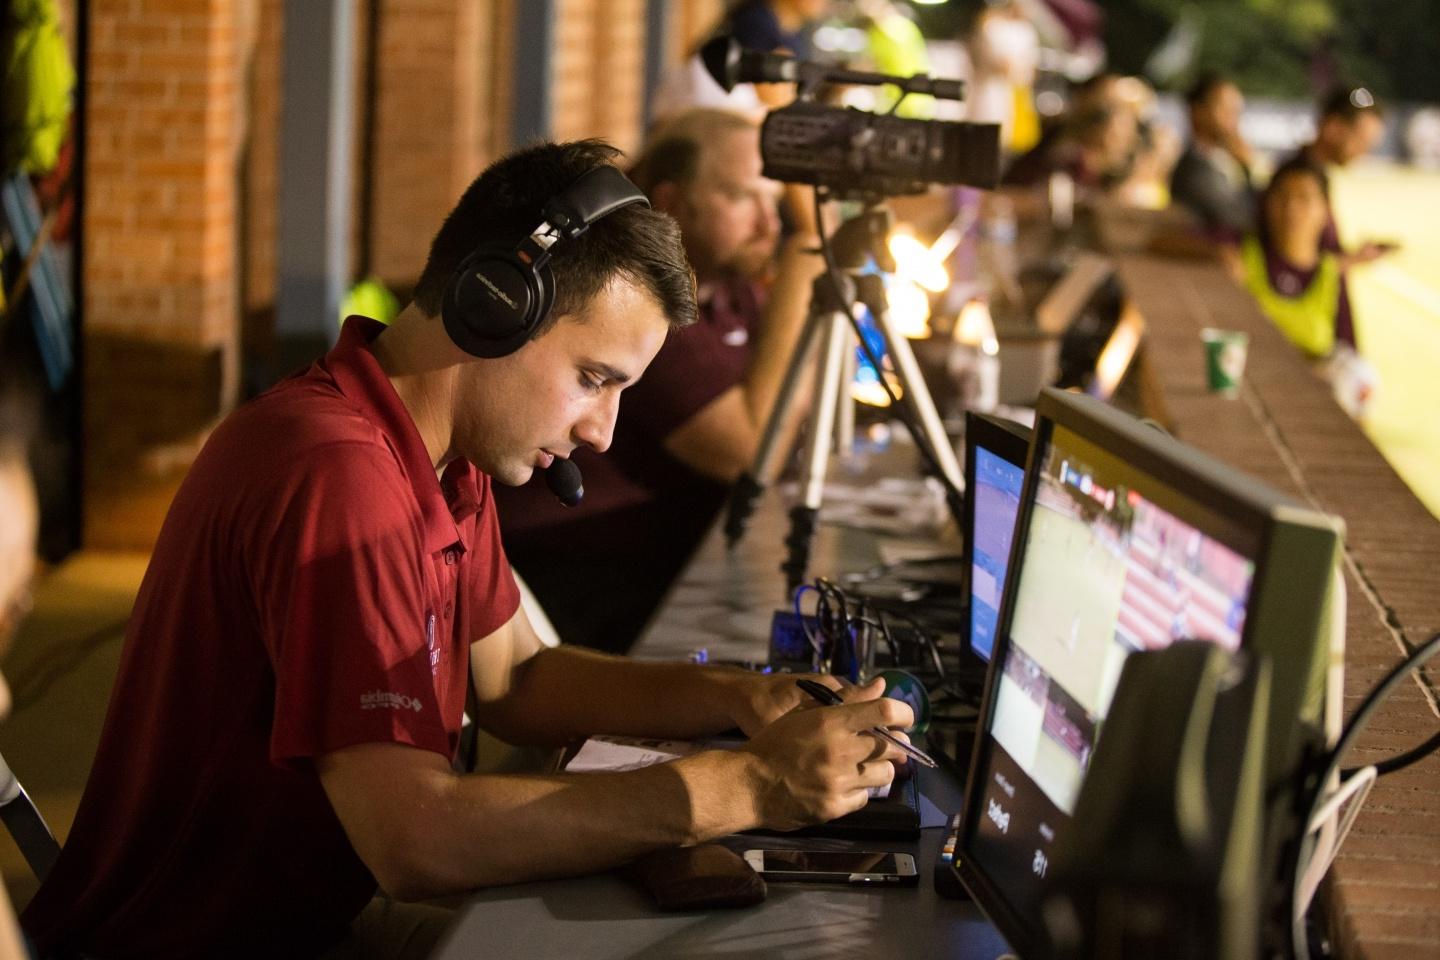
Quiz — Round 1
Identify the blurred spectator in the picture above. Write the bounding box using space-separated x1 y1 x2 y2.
1228 158 1377 417
1399 108 1440 169
495 110 824 653
966 0 1042 153
853 0 934 118
651 0 830 122
729 0 826 60
1294 86 1394 351
1405 107 1440 169
1002 73 1144 193
0 370 40 959
1169 73 1256 235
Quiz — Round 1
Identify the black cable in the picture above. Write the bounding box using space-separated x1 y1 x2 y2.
811 189 967 519
1349 726 1440 778
1289 630 1440 959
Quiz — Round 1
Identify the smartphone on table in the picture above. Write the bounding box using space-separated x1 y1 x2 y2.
743 849 919 885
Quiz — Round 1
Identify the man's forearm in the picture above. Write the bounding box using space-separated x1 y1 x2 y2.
475 645 754 747
323 742 766 900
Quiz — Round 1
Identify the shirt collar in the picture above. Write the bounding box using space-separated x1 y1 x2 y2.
320 316 481 555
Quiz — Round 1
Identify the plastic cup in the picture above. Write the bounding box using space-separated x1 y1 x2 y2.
1201 328 1249 398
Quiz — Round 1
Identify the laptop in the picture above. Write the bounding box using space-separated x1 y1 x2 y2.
956 411 1032 691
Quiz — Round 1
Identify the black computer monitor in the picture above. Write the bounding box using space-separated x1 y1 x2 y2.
952 388 1342 956
960 412 1031 670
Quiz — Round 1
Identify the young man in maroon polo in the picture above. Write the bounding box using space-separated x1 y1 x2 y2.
22 141 910 959
496 110 825 654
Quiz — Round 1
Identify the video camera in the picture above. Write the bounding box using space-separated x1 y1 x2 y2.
701 36 1001 200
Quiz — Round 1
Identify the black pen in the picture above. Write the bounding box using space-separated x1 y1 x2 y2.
795 678 939 769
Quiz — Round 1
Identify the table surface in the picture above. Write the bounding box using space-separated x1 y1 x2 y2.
435 453 1013 959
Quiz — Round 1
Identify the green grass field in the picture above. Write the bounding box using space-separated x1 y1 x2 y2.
1330 163 1440 518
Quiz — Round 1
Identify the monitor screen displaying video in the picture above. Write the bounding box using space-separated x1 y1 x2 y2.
969 447 1026 663
963 419 1256 925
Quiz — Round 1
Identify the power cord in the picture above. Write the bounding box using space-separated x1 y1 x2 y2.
1289 630 1440 959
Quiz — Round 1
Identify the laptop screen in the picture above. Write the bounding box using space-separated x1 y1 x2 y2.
968 447 1026 663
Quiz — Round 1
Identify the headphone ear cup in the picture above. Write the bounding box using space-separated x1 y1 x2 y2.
442 247 542 358
533 261 556 332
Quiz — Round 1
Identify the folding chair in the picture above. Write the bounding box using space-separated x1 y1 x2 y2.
0 750 59 882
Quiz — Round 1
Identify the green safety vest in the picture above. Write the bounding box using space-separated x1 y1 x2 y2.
1240 235 1340 359
2 0 76 176
866 14 933 119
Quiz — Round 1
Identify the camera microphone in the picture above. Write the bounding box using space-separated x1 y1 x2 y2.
701 34 796 91
700 35 967 102
544 458 584 507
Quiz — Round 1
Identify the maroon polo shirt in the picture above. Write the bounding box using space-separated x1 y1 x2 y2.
23 318 520 959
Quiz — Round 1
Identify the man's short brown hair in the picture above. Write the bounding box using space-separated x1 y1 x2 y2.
413 139 696 336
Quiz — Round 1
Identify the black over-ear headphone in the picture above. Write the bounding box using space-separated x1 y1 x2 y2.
441 164 650 359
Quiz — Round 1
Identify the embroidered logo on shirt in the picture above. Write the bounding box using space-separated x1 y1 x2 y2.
360 690 424 713
426 612 439 676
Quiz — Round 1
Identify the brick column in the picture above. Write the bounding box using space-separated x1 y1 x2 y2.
551 0 647 154
368 0 496 288
83 0 244 549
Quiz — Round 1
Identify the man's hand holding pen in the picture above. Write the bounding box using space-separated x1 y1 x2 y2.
736 676 915 831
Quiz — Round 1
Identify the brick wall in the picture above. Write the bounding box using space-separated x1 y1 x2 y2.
551 0 646 155
84 0 244 549
241 0 654 318
367 0 496 287
80 0 665 548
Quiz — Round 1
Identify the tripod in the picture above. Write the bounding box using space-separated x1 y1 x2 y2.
723 201 966 594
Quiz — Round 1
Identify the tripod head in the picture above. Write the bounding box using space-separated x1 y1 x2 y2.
827 200 896 275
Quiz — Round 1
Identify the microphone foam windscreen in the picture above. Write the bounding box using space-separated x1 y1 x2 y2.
545 458 585 507
700 35 739 92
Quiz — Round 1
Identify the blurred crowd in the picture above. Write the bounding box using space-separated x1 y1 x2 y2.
647 0 1404 424
519 0 1412 650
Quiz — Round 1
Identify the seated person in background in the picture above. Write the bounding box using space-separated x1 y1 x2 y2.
495 110 825 654
21 139 905 959
1228 157 1377 416
965 0 1042 151
1003 97 1135 192
1169 72 1257 236
1002 73 1174 205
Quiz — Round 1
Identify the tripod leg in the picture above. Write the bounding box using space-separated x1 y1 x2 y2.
859 277 966 497
782 311 851 593
723 282 829 547
835 335 856 459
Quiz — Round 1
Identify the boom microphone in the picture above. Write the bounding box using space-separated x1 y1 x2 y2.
545 458 584 507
